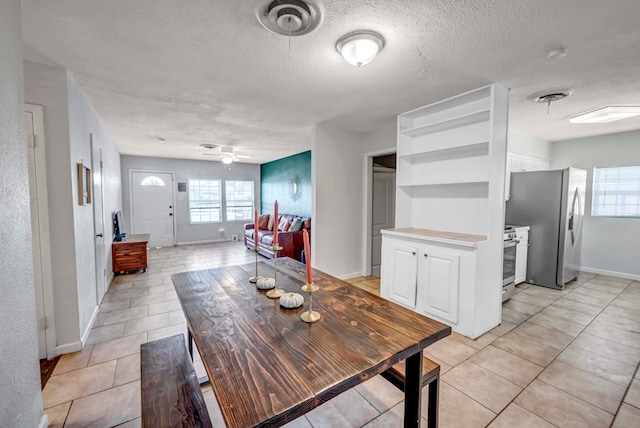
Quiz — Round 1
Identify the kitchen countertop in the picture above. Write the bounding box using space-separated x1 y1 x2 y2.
382 228 487 248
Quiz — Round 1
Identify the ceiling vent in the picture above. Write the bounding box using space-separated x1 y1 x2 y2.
533 91 573 104
256 0 323 36
531 89 573 114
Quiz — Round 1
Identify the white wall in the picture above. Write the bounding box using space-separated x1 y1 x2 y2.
508 128 552 160
24 61 122 351
313 122 396 278
552 130 640 278
364 121 396 153
23 61 80 350
313 125 364 277
0 0 45 425
121 155 260 244
66 72 122 338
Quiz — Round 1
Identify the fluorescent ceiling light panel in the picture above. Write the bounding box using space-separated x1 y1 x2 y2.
570 106 640 124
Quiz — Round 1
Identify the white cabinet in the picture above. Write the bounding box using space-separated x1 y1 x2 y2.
383 84 509 339
381 230 491 338
505 153 550 201
384 242 419 308
381 239 460 323
417 250 460 324
514 227 529 285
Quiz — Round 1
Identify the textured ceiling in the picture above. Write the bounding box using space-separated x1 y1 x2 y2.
20 0 640 164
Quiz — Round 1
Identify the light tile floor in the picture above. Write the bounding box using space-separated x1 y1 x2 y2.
43 242 640 427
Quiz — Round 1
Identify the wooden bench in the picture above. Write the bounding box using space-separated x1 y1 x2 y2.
381 354 440 428
141 334 213 428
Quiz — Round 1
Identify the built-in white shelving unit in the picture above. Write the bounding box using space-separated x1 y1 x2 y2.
381 84 509 339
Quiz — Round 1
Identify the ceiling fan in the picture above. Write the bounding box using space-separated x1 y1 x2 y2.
200 144 252 164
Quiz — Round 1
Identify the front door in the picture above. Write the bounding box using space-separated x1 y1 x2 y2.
91 135 107 303
131 171 175 247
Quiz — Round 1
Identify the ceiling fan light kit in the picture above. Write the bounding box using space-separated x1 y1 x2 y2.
336 30 385 67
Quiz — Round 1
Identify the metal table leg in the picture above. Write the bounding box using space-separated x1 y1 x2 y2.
404 351 423 428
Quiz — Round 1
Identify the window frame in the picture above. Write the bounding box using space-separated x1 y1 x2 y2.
591 165 640 218
188 179 222 224
224 180 255 222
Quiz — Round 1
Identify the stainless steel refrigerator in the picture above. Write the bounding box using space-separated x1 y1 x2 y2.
505 167 587 290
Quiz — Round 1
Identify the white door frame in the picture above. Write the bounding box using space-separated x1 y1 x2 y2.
25 103 57 359
361 147 396 277
90 134 107 303
128 169 176 245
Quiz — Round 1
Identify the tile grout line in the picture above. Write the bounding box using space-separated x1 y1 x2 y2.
502 277 636 425
464 276 628 426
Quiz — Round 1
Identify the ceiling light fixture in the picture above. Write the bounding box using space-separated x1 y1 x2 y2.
221 156 233 165
569 106 640 124
547 48 567 60
336 30 385 67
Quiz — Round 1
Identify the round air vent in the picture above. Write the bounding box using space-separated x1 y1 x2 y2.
256 0 323 36
533 91 573 104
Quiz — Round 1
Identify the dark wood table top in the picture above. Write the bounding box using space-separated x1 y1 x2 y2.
172 257 451 428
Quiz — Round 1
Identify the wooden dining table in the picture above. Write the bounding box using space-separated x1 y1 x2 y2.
171 257 451 428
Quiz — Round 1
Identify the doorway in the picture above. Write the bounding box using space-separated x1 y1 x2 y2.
362 149 396 277
130 171 175 247
91 135 107 303
25 104 56 359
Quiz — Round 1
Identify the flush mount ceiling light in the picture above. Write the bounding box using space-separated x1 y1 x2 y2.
569 106 640 124
256 0 323 36
336 30 385 67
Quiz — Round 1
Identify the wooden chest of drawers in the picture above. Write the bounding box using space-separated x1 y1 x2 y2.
112 234 149 274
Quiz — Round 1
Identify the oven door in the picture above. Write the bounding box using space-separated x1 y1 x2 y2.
503 239 517 286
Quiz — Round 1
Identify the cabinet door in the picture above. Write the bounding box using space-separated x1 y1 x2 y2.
384 243 419 308
515 241 528 284
418 251 460 323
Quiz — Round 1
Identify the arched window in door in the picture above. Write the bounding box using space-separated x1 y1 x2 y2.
140 176 165 186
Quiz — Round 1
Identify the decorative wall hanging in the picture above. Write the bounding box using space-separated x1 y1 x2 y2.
77 162 91 205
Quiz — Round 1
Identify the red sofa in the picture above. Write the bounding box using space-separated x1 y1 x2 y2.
244 214 311 261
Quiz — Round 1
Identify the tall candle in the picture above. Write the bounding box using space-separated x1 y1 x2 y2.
303 229 312 284
273 200 279 246
254 208 259 247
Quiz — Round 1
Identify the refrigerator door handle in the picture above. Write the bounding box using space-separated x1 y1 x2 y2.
569 188 580 245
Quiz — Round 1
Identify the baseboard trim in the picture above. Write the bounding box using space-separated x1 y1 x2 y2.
80 305 100 347
580 266 640 281
38 414 48 428
336 271 363 281
176 238 231 246
55 340 82 355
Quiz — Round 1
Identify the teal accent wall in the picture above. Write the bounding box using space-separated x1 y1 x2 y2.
261 151 311 217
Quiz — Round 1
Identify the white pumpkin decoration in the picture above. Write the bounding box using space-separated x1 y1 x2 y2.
256 277 276 290
279 292 304 309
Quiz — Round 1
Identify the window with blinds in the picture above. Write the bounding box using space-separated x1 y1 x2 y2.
225 180 254 221
188 179 221 223
592 166 640 217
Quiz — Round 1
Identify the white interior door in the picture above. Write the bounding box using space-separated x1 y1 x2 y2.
25 105 54 359
131 171 175 247
371 170 395 277
91 136 107 303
